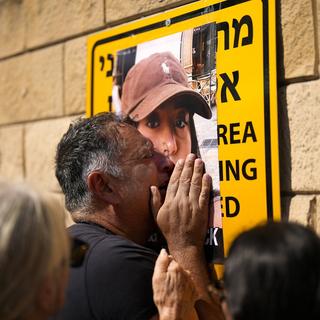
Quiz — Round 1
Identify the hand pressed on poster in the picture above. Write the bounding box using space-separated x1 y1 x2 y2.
151 154 211 250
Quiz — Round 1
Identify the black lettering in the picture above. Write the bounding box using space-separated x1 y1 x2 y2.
106 54 114 77
242 158 257 180
219 160 224 181
222 196 240 218
220 159 258 181
99 56 105 71
216 21 229 50
220 71 241 103
99 54 114 77
217 124 228 145
232 15 253 48
230 123 241 144
243 121 257 143
217 122 257 145
226 160 240 181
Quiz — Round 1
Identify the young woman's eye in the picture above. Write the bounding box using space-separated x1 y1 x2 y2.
175 118 188 128
147 119 160 129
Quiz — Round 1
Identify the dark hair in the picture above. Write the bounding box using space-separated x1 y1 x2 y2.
189 116 201 157
55 112 127 213
224 222 320 320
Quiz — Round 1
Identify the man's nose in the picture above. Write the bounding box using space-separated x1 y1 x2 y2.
153 151 174 174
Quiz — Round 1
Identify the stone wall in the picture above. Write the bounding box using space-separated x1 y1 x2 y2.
0 0 319 230
278 0 320 232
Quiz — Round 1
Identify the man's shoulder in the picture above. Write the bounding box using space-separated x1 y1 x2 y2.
57 223 158 320
69 222 158 266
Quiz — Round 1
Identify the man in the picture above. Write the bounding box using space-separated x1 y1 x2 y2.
54 112 222 319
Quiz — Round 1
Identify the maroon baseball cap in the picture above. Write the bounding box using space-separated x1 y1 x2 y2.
121 52 212 121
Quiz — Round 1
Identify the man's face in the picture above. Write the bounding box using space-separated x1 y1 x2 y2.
118 125 173 222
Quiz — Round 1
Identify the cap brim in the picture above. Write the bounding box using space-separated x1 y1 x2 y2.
128 82 212 121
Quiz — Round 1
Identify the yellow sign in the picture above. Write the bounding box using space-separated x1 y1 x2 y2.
87 0 281 258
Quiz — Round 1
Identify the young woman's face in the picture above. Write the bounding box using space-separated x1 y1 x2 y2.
137 101 192 164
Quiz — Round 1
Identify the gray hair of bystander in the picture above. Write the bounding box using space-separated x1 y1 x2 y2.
0 182 69 320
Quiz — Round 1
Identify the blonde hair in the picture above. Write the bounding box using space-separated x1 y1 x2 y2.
0 182 69 320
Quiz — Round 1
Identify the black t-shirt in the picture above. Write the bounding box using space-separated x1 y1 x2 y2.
52 223 158 320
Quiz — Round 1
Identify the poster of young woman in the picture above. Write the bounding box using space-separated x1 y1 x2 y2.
111 26 223 262
87 0 281 267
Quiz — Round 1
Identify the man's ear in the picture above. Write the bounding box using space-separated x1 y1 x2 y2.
87 171 120 205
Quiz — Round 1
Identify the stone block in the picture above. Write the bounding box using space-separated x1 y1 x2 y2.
0 124 24 182
64 36 87 115
106 0 191 23
280 0 316 79
284 80 320 192
317 0 320 75
0 45 63 125
288 195 320 236
25 0 104 48
25 117 74 193
0 0 25 58
287 194 315 226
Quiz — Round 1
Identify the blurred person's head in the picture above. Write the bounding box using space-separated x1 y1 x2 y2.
121 52 212 164
222 222 320 320
0 182 70 320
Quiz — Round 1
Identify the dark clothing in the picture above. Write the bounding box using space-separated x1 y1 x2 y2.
53 223 158 320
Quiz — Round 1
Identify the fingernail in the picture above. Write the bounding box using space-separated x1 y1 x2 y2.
160 248 167 255
195 158 203 166
187 153 196 161
177 159 184 166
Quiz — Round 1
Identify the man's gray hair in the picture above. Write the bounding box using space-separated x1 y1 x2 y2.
55 113 128 214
